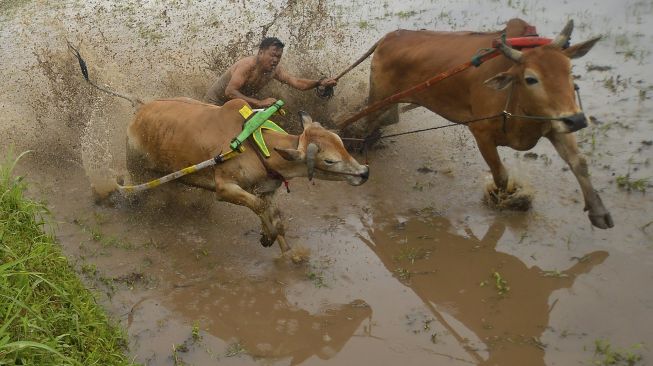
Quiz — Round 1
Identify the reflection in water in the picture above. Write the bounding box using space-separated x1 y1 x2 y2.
359 212 608 366
164 272 372 365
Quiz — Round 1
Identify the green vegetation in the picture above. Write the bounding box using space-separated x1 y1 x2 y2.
394 267 412 282
540 269 569 278
395 10 418 19
616 174 649 192
307 270 326 288
480 271 510 297
0 152 134 365
394 247 430 264
225 341 246 357
192 321 201 341
74 218 135 250
357 20 372 29
592 339 644 365
0 0 30 20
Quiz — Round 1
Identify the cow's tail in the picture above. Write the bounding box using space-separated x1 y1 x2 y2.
333 38 382 81
67 41 143 107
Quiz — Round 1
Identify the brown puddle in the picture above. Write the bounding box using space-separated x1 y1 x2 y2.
359 212 608 365
2 0 653 365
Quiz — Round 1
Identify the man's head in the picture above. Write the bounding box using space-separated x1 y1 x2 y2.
257 37 285 73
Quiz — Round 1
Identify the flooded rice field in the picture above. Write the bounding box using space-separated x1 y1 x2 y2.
1 0 652 365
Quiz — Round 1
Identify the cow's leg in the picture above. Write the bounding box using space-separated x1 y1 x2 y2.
547 133 614 229
213 176 290 253
342 75 399 142
366 76 399 132
473 135 509 190
260 192 290 253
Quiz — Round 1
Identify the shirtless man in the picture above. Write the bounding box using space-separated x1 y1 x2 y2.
204 37 337 108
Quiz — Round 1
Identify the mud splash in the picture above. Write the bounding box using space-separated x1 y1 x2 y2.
2 0 652 365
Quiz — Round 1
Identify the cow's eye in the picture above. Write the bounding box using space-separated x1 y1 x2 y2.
324 159 338 165
525 76 539 85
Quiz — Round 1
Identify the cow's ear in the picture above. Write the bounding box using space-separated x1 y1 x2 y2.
484 72 514 90
563 36 601 59
274 147 304 161
298 110 313 130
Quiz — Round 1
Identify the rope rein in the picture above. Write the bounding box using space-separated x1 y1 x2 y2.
341 83 585 144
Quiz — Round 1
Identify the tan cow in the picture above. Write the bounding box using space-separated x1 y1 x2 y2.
125 97 369 256
341 19 613 229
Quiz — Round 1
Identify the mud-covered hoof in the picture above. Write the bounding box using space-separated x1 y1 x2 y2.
483 176 533 211
283 247 310 264
92 189 120 206
483 187 533 211
260 233 275 247
589 211 614 229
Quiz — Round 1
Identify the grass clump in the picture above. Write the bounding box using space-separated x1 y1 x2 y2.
0 151 135 365
616 174 649 192
592 339 644 365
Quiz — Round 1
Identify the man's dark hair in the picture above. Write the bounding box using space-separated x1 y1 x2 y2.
259 37 285 50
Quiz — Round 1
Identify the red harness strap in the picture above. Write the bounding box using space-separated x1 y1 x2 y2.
491 37 552 49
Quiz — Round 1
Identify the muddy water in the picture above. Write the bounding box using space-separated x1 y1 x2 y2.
2 0 652 365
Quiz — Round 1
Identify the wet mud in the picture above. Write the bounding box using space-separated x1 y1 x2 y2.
1 0 652 365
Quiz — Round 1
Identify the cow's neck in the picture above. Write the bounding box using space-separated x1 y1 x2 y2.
256 132 310 179
500 90 550 149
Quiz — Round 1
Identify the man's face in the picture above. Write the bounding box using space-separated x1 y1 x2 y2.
257 46 283 73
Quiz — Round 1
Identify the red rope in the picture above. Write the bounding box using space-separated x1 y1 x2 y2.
337 49 500 129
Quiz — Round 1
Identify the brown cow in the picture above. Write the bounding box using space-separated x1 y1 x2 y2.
125 97 369 256
341 19 613 229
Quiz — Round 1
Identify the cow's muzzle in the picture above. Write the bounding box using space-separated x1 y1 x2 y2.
560 113 588 132
360 166 370 181
352 165 370 185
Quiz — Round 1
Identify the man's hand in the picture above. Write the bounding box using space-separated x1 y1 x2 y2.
318 78 337 88
256 97 278 108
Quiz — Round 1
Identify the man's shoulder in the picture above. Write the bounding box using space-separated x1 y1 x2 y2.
233 55 257 69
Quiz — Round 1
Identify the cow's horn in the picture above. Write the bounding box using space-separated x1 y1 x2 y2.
552 19 574 48
497 40 523 63
306 143 319 181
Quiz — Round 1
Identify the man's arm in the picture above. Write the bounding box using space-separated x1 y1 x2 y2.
275 66 337 91
225 63 277 108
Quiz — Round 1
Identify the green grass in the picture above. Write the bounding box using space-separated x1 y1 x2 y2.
616 174 649 192
0 151 135 365
480 271 510 297
592 339 644 365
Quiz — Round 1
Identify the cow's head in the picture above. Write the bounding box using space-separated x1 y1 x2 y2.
275 111 370 185
484 20 601 133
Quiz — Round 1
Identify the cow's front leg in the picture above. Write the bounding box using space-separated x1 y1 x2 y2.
547 133 614 229
260 192 290 253
474 134 509 190
214 177 289 253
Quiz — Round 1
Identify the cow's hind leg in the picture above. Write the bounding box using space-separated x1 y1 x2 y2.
547 133 614 229
341 73 399 143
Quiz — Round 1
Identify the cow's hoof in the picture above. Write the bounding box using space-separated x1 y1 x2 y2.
260 233 275 247
284 247 310 264
483 187 533 211
589 211 614 229
483 176 533 211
